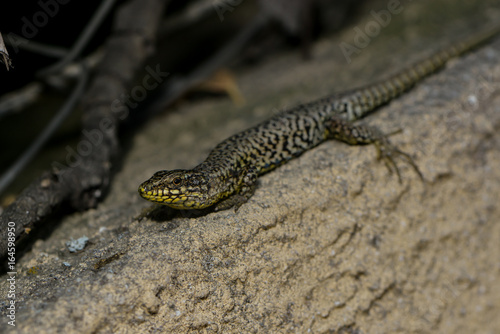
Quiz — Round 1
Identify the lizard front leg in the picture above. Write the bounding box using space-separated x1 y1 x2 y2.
214 166 258 212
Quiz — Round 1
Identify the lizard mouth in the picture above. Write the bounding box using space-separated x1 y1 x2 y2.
138 185 209 209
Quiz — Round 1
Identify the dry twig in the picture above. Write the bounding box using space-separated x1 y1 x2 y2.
0 0 167 259
0 33 13 70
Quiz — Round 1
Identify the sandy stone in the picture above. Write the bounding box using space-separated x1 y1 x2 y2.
2 1 500 333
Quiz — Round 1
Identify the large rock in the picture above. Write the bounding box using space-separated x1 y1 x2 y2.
2 2 500 333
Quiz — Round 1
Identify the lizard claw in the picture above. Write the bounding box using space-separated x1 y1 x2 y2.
374 137 424 183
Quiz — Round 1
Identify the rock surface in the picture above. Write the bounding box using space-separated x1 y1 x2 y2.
2 1 500 333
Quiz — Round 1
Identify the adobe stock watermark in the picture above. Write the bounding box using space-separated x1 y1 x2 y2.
6 221 17 327
213 0 244 22
51 64 169 172
339 0 406 64
6 0 70 54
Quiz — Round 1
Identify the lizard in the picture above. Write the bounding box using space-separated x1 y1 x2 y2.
138 26 499 211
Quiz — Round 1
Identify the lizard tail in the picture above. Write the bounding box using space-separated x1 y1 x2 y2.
333 24 500 121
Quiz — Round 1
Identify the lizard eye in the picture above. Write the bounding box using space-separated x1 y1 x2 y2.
172 177 182 186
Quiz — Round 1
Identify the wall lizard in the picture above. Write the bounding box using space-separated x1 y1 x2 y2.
138 26 499 211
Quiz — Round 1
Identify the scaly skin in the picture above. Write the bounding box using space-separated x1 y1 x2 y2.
139 27 499 211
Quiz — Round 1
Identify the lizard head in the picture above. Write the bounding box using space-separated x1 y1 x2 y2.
138 170 215 209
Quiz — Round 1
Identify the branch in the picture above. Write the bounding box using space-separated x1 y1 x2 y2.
0 32 12 70
0 0 167 260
